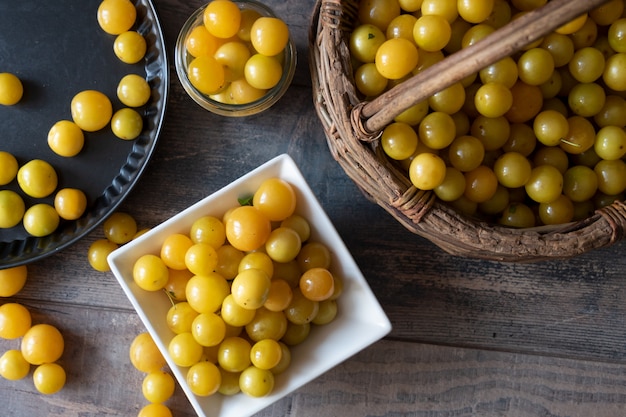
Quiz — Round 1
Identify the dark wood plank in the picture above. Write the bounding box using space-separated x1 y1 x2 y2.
3 302 626 417
284 339 626 417
354 217 626 362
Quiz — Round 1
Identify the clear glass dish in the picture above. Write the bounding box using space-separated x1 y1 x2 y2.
175 0 297 117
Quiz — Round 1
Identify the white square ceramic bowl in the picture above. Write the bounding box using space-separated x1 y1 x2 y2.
107 153 392 417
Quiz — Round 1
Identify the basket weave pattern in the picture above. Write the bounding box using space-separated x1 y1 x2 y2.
309 0 626 262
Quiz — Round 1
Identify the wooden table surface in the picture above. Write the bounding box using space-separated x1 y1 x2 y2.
3 0 626 416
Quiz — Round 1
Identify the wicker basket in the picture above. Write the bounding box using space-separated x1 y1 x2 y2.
309 0 626 262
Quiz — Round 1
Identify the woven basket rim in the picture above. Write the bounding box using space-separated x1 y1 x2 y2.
309 0 626 262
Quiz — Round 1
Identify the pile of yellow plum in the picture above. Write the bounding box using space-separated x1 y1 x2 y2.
122 177 343 415
0 266 67 396
351 0 626 227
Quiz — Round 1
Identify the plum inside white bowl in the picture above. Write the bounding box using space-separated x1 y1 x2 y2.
107 153 391 417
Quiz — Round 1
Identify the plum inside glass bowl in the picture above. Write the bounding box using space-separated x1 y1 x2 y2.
175 0 297 117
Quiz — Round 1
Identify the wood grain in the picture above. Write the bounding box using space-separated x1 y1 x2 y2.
5 310 626 417
2 0 626 416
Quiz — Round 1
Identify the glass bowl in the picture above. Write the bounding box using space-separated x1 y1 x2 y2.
175 0 297 117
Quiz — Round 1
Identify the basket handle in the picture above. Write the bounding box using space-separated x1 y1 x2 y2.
357 0 612 136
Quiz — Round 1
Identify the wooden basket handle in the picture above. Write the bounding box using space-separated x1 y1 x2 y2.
357 0 612 136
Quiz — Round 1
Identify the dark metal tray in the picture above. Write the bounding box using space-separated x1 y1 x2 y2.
0 0 168 268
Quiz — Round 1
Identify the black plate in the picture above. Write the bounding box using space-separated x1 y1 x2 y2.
0 0 168 268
